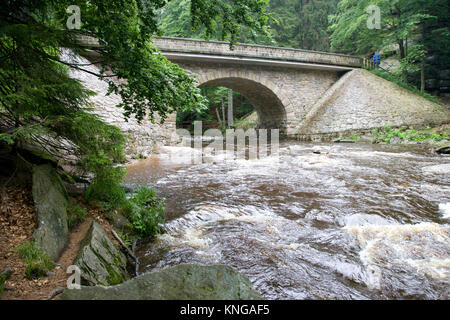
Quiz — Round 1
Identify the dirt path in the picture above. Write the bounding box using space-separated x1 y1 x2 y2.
0 184 119 300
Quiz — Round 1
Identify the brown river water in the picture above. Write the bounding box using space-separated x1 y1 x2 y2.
124 142 449 300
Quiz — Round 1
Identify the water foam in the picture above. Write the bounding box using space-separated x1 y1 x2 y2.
439 203 450 219
344 222 450 286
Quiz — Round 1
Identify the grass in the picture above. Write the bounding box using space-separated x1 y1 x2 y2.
367 69 442 105
67 202 88 230
0 272 8 294
15 241 55 280
371 125 449 144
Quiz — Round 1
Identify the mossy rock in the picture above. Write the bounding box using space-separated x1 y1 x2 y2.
60 264 262 300
32 164 68 261
73 221 129 286
436 142 450 154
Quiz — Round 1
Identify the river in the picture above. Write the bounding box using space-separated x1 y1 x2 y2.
124 142 449 300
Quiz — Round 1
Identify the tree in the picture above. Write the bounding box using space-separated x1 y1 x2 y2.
159 0 340 51
330 1 433 81
0 0 271 198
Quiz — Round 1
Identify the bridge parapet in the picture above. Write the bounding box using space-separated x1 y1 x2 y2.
76 35 362 68
154 37 362 68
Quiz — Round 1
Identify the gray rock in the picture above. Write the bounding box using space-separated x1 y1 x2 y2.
422 163 450 175
32 164 69 261
110 212 132 234
60 264 262 300
435 142 450 155
74 221 128 286
389 136 403 144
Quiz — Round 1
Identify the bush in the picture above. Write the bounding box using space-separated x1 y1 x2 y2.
116 231 132 247
84 166 128 210
372 125 449 144
16 241 55 280
123 187 165 238
67 202 88 230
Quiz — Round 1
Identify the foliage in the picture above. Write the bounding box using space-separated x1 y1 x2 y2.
368 69 442 104
116 230 132 248
330 0 431 55
160 0 339 51
67 201 87 230
15 241 55 280
84 165 127 210
0 272 8 294
123 186 165 238
330 0 449 92
177 86 254 131
371 125 449 144
1 0 271 206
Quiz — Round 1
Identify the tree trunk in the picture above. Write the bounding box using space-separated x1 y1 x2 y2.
421 62 425 92
420 25 426 93
398 40 408 83
227 89 233 128
215 107 222 129
221 99 226 130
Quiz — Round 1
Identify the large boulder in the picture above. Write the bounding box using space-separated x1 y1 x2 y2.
60 264 262 300
74 221 129 286
32 164 68 261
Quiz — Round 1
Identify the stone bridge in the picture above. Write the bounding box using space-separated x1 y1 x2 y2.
154 37 363 136
77 36 449 151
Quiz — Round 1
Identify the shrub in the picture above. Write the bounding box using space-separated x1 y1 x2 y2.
123 187 165 238
372 125 449 144
116 231 132 247
67 202 88 230
16 241 55 280
84 166 127 210
0 272 8 295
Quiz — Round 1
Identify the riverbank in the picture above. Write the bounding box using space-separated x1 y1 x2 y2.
0 182 121 300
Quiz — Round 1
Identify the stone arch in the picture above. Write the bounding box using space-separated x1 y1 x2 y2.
196 71 292 133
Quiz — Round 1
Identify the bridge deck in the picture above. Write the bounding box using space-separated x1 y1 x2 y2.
154 37 362 69
78 36 362 70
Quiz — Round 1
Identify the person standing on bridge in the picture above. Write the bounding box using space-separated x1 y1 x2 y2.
373 51 381 69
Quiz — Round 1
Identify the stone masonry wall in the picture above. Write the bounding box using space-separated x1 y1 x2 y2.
66 52 176 159
298 69 450 138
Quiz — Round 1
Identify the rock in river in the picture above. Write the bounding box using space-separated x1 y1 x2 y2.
32 164 68 261
60 264 262 300
73 221 129 286
422 163 450 175
435 142 450 155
